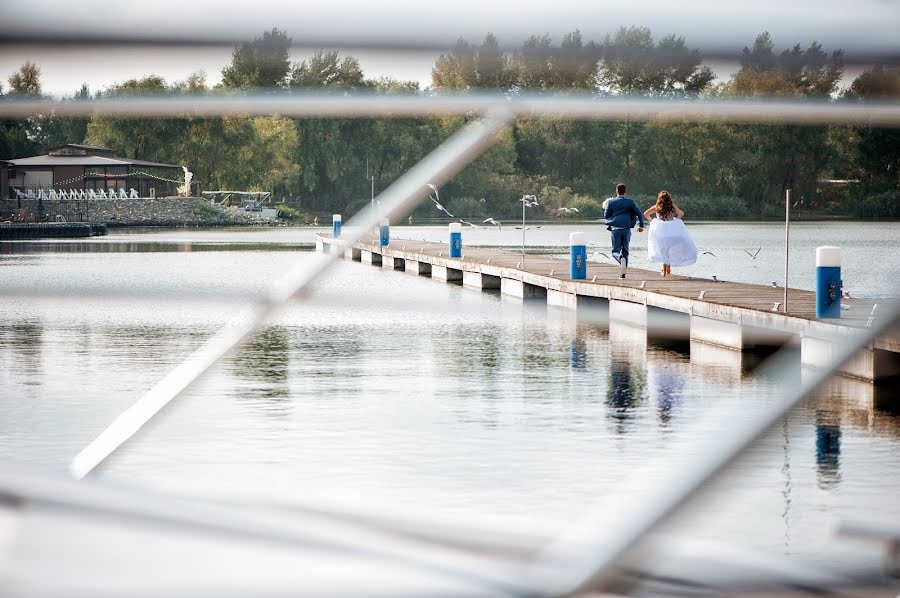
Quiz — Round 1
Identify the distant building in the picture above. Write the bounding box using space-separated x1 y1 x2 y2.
6 144 183 198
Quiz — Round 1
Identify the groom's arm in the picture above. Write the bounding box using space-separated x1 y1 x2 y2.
633 201 646 228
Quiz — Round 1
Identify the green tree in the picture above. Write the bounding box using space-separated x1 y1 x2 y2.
288 50 367 90
843 66 900 192
221 28 292 89
597 27 714 97
7 61 42 97
0 62 42 159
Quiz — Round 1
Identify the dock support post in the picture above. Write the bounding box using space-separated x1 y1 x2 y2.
691 316 743 351
463 271 500 289
433 264 463 282
609 299 647 327
344 246 361 261
501 278 547 300
405 260 431 276
361 249 382 266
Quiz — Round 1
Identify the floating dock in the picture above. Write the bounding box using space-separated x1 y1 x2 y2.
318 234 900 383
0 223 107 240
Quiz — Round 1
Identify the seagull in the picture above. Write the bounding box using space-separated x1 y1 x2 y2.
514 225 543 230
771 281 778 287
483 217 502 230
459 219 481 228
700 251 716 257
426 183 454 217
743 248 762 259
558 206 580 214
519 194 539 208
712 275 719 282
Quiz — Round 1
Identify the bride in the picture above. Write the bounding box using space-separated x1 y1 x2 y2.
643 191 697 277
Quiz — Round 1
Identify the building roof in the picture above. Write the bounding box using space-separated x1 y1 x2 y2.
8 154 181 169
48 143 114 153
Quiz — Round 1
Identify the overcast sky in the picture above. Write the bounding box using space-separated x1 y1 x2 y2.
2 0 896 96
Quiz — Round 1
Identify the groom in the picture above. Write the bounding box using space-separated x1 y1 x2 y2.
604 183 645 279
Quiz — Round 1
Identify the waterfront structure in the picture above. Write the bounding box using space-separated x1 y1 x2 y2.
5 144 182 199
319 233 900 383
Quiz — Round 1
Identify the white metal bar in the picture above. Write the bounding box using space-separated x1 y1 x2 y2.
1 94 899 126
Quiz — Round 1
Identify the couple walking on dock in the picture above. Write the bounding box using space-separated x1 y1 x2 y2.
603 183 698 279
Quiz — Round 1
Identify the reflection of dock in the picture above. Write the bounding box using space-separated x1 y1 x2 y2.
318 234 900 383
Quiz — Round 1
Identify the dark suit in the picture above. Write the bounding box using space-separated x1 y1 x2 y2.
604 196 645 267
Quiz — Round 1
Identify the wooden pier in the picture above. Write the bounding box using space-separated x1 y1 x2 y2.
317 234 900 383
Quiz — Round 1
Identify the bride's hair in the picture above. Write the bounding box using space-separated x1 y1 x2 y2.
656 191 674 219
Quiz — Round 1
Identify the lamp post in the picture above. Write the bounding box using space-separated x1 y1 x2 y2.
520 194 537 267
366 158 375 216
783 182 791 313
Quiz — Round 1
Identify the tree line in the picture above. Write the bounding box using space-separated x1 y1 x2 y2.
1 27 898 220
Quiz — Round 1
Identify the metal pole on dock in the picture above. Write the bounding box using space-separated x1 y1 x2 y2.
522 197 525 266
367 158 375 216
784 188 790 313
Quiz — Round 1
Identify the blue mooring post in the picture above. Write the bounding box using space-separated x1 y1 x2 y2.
570 232 586 280
449 222 462 258
332 214 341 238
816 246 841 318
379 218 390 247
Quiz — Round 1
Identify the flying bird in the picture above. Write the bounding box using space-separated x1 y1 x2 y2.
700 251 716 257
483 217 502 229
589 251 614 263
519 194 539 208
558 207 580 214
426 183 454 217
743 248 762 259
459 219 481 228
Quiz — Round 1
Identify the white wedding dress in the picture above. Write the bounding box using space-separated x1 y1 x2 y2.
647 216 698 266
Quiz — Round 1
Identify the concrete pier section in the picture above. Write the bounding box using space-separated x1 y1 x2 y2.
319 234 899 383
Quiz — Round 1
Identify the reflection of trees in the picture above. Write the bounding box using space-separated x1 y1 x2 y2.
233 326 291 401
0 319 44 382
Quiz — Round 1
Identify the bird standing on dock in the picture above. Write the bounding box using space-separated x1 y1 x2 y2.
426 183 454 218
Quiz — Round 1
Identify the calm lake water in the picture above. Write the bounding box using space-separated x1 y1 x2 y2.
1 222 899 570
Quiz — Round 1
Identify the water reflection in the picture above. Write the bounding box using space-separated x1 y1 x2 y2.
815 412 842 489
233 326 291 404
0 319 44 385
607 323 647 434
647 355 686 428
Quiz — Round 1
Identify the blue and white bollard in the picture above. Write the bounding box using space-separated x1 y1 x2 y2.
570 232 586 280
379 218 390 247
332 214 342 238
449 222 462 258
816 246 841 318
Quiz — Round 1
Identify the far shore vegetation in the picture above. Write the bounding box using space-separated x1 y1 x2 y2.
1 27 898 221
